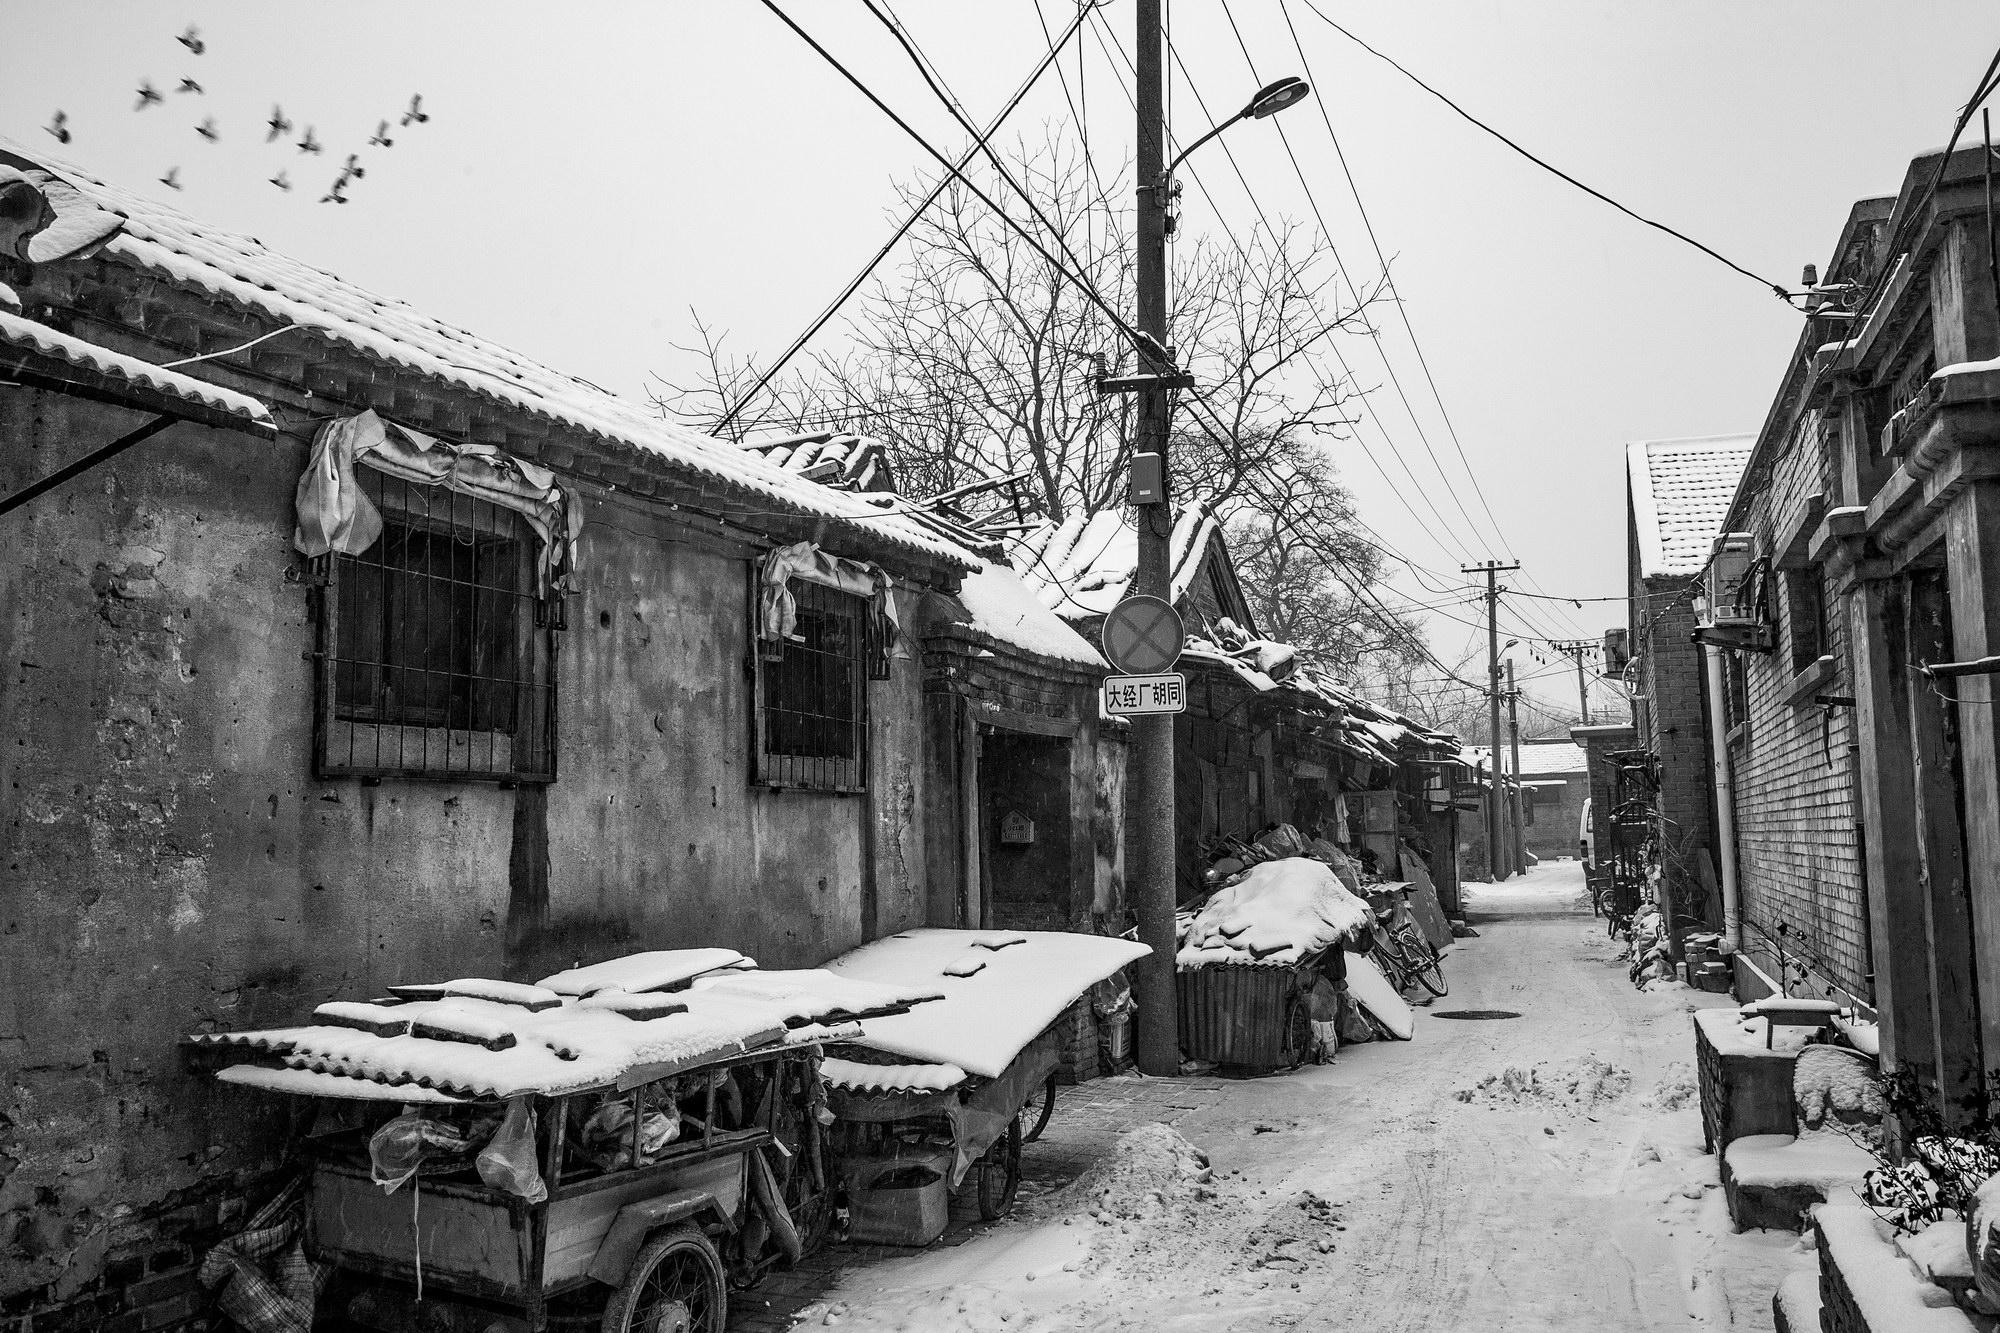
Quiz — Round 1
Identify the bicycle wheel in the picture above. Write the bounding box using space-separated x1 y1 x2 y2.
977 1117 1022 1220
1395 925 1447 997
1017 1073 1057 1144
1368 943 1410 993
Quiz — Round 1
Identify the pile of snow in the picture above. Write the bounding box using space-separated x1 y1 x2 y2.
1641 1062 1699 1111
1045 1122 1215 1223
1795 1044 1888 1140
1453 1056 1632 1113
826 929 1148 1079
1177 858 1371 968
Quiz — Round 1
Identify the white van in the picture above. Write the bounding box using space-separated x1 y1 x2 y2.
1579 798 1595 867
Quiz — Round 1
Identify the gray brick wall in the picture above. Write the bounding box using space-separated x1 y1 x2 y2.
1727 415 1869 999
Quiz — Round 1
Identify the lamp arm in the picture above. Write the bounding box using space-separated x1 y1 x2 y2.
1163 111 1246 182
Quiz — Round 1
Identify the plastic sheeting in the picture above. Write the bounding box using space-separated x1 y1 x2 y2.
292 409 581 600
758 540 900 647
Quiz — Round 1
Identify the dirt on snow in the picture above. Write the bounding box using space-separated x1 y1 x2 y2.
790 863 1822 1332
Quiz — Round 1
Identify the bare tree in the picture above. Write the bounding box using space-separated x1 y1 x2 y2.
656 131 1383 516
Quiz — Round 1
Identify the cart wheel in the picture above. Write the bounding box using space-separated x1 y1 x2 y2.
977 1116 1022 1220
1281 994 1313 1070
1017 1073 1058 1144
601 1226 726 1333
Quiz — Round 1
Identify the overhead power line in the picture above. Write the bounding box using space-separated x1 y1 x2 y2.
718 0 1100 435
1297 0 1797 302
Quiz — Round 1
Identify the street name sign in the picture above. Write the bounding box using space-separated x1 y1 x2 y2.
1104 672 1186 716
1101 594 1183 675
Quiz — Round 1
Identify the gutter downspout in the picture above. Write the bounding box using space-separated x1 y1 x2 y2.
1701 643 1743 948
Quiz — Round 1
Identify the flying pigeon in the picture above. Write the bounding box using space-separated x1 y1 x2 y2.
194 117 219 142
265 105 291 143
368 120 394 148
297 126 321 154
45 110 70 144
340 153 366 181
399 94 428 127
319 179 349 205
177 25 204 55
135 80 164 110
159 166 182 190
269 169 292 192
177 77 203 94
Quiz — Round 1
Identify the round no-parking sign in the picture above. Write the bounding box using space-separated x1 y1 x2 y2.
1101 595 1184 675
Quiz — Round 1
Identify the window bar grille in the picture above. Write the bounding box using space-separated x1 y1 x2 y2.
316 471 555 783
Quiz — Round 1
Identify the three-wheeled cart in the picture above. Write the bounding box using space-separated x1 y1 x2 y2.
190 951 942 1332
821 1025 1062 1239
818 928 1148 1244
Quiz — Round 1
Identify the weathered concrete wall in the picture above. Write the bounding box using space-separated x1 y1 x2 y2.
0 391 936 1310
1 395 517 1305
533 502 929 977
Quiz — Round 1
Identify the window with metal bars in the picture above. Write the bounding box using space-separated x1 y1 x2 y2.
313 471 557 782
753 579 875 792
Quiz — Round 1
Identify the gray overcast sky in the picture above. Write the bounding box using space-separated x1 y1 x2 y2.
7 1 1994 715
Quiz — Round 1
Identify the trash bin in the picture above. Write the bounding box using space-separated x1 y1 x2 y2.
843 1150 951 1245
1176 961 1305 1072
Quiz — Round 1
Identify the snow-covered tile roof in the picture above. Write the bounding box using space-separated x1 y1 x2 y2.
0 310 273 431
1008 507 1216 619
1627 434 1754 579
944 559 1109 669
740 431 893 493
2 138 970 567
1460 739 1587 777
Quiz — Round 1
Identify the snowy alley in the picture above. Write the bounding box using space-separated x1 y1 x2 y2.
770 861 1813 1333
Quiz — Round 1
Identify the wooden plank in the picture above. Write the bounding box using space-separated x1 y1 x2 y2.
1906 568 1984 1126
1844 576 1939 1086
1946 481 2000 1074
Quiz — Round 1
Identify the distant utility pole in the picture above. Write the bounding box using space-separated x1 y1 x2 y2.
1462 560 1520 881
1550 639 1597 725
1507 659 1525 873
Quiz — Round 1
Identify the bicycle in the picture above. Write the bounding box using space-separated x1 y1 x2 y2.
1366 901 1448 997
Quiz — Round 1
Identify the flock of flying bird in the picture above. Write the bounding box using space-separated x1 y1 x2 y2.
42 25 430 205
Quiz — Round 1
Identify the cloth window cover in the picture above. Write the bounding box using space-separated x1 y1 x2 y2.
758 540 899 648
292 409 581 601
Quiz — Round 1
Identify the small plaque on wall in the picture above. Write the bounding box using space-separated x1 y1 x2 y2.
1000 811 1035 845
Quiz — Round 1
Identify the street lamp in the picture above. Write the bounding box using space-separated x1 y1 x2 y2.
1164 77 1312 179
1125 10 1312 1078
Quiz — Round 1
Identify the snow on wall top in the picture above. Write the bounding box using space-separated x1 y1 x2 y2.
1627 434 1754 579
2 138 969 567
825 929 1150 1080
1008 507 1217 619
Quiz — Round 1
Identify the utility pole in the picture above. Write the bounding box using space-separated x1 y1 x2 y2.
1507 659 1525 874
1550 639 1597 725
1463 560 1519 881
1129 0 1178 1077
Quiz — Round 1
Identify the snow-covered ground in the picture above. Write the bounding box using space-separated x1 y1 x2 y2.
791 861 1822 1331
